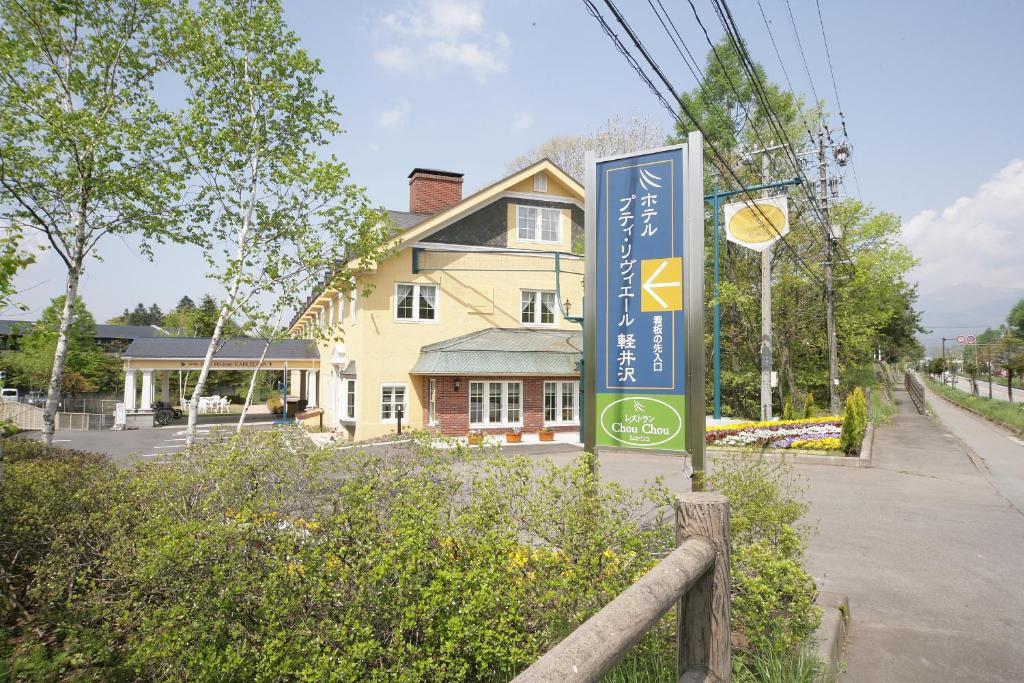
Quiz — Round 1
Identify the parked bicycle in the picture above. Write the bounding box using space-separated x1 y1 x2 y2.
151 401 183 427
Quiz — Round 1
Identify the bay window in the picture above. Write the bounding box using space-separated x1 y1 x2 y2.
469 381 522 426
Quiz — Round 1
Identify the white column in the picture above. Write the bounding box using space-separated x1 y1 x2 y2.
140 370 155 411
160 370 170 405
123 370 137 411
307 370 318 407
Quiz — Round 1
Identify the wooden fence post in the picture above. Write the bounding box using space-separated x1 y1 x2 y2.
676 492 731 682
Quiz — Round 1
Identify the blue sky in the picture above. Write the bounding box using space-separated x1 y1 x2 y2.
11 0 1024 332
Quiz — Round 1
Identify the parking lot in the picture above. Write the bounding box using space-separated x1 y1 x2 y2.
24 414 277 466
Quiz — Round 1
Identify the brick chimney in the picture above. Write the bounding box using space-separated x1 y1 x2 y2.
408 168 464 214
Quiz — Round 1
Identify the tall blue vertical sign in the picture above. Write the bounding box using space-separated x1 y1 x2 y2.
593 147 687 451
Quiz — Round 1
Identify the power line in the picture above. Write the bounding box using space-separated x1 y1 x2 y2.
646 0 703 85
583 0 828 289
813 0 863 202
782 0 820 104
814 0 843 117
755 0 797 97
705 0 840 255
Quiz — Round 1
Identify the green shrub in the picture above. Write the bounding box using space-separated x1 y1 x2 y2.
708 456 820 659
0 420 19 437
802 391 816 418
839 387 868 454
0 429 675 681
782 396 795 421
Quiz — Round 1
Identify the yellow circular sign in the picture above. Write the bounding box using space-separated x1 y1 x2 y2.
728 204 787 245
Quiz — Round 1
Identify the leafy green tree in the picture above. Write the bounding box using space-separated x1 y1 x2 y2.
0 0 196 443
8 296 117 393
164 0 390 443
665 37 920 418
0 226 36 312
996 334 1024 402
1008 298 1024 339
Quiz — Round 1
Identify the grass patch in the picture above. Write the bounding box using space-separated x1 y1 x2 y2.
924 377 1024 435
869 384 896 425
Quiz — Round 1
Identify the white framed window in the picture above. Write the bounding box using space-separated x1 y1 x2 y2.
533 172 548 193
468 381 522 427
516 205 561 243
521 290 557 326
345 379 356 421
395 283 438 322
380 384 407 422
544 381 579 424
428 378 437 425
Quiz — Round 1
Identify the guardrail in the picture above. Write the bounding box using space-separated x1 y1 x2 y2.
513 492 731 683
905 372 926 414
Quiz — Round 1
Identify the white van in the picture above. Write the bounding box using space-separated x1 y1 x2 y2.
1 388 18 402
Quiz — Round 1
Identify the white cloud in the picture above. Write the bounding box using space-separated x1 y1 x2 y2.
374 0 509 82
378 100 410 127
513 111 533 130
903 159 1024 294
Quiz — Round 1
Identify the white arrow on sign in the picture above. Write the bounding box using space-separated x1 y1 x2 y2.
642 260 681 309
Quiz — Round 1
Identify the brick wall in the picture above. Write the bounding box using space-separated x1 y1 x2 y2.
421 375 579 436
409 169 464 214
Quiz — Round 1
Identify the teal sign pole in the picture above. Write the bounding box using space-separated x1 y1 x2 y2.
705 177 802 419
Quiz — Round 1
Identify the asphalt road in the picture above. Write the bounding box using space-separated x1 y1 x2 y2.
803 386 1024 682
946 374 1019 403
26 415 276 465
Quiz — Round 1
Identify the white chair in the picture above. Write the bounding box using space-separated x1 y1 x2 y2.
220 398 231 414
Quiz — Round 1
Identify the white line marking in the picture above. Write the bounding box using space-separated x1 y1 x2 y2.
154 445 184 450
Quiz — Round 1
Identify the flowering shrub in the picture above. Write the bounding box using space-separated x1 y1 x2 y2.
706 417 843 450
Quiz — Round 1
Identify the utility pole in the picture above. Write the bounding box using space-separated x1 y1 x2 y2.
820 122 840 414
760 151 773 421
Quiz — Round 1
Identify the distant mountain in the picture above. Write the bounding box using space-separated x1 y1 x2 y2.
916 284 1023 354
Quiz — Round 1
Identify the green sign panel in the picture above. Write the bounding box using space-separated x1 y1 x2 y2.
596 393 685 450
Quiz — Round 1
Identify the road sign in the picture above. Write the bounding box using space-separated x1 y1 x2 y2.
585 137 705 458
966 335 977 344
956 335 966 344
723 196 789 251
640 257 682 312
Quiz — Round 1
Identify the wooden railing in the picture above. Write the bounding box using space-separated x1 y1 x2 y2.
905 372 926 414
513 493 731 683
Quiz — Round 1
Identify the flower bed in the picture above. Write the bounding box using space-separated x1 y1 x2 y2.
706 416 843 451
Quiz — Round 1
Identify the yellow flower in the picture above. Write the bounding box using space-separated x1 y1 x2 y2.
286 561 306 577
509 548 529 569
706 415 843 432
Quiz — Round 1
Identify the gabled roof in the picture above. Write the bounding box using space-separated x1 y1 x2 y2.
386 157 582 252
95 324 166 340
290 158 583 333
124 337 318 360
0 320 165 340
411 328 582 376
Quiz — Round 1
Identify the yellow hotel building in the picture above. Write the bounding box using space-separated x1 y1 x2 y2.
288 160 586 441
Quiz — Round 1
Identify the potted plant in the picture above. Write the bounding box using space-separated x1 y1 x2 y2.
505 426 522 443
539 426 554 442
467 429 484 446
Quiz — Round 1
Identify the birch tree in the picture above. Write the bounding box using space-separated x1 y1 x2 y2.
169 0 388 444
0 0 188 444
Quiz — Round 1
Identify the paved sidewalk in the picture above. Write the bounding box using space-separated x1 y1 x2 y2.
800 387 1024 682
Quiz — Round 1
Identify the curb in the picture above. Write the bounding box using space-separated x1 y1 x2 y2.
814 592 849 676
